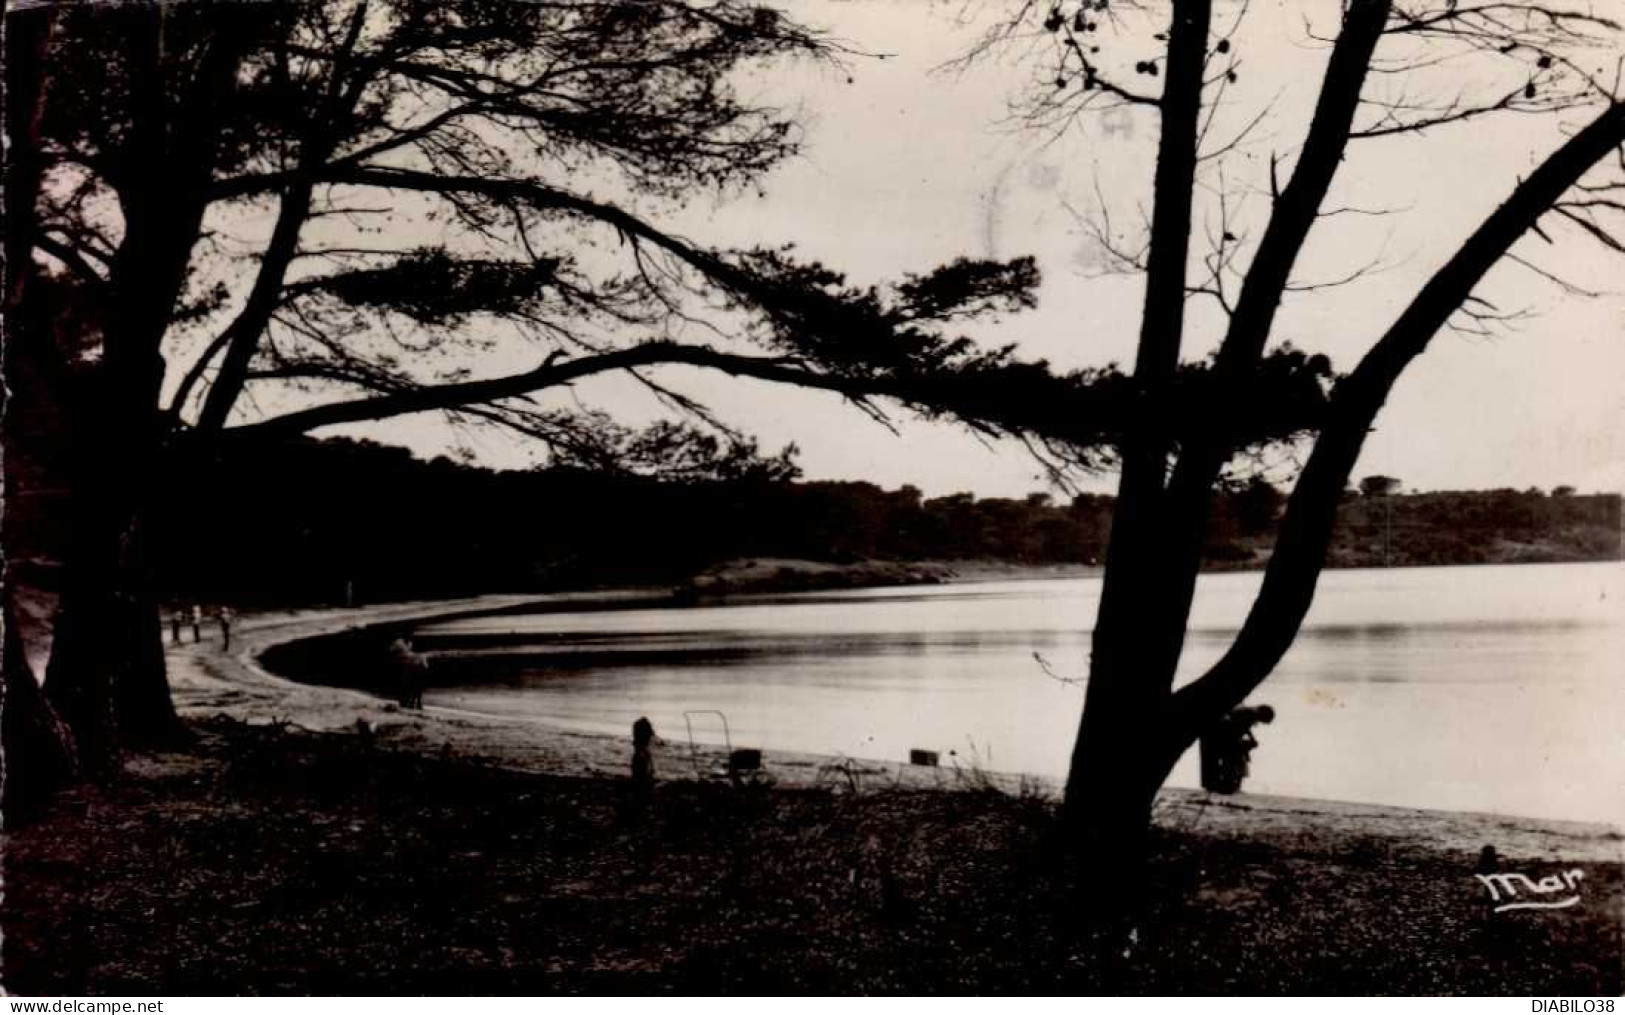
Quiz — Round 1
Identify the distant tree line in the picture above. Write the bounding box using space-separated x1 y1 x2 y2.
141 437 1621 607
1323 485 1621 569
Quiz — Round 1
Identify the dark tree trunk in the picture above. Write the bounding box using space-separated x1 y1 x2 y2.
2 599 79 819
1067 684 1180 865
1060 0 1211 863
38 198 184 766
2 5 86 803
43 432 185 767
31 8 261 766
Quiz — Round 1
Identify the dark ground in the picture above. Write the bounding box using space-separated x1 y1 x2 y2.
3 719 1620 995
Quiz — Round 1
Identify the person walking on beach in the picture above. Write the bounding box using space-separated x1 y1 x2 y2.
170 608 183 645
631 717 656 800
389 637 428 709
217 606 236 651
189 604 204 643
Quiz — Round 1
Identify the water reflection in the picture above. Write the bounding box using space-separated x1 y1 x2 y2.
416 562 1624 825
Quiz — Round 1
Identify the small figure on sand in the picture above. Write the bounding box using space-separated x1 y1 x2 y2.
631 716 656 798
389 636 429 710
189 604 204 643
217 606 236 651
170 608 183 645
1199 704 1275 795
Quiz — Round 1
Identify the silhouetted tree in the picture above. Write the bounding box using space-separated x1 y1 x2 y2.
7 1 1134 776
967 0 1625 872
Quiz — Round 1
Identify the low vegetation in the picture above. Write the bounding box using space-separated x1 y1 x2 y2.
4 719 1618 994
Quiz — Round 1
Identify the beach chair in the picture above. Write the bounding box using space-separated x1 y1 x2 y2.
682 710 765 786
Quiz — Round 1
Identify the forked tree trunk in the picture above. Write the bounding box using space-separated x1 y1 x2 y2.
1060 6 1625 882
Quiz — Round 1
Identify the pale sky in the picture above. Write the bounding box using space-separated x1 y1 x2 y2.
322 0 1624 498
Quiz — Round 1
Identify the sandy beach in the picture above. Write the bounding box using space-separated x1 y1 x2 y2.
172 594 1624 864
4 591 1619 994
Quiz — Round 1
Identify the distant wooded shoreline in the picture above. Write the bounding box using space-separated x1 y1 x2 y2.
115 436 1621 608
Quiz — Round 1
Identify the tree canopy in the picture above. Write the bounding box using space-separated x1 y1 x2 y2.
12 0 1362 487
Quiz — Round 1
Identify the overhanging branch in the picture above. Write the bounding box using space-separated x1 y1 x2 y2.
224 341 924 438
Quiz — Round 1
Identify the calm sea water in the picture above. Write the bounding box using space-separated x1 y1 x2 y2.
413 562 1624 825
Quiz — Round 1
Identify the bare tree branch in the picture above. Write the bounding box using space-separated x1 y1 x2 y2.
1170 96 1625 734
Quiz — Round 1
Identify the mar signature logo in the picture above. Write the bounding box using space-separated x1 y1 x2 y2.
1475 868 1585 913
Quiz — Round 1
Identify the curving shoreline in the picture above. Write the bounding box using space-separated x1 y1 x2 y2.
170 594 1623 863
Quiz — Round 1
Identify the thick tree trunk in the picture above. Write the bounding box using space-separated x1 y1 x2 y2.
1061 0 1211 861
3 6 90 798
43 436 185 767
1066 686 1181 865
2 599 79 820
31 8 261 766
3 282 181 774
